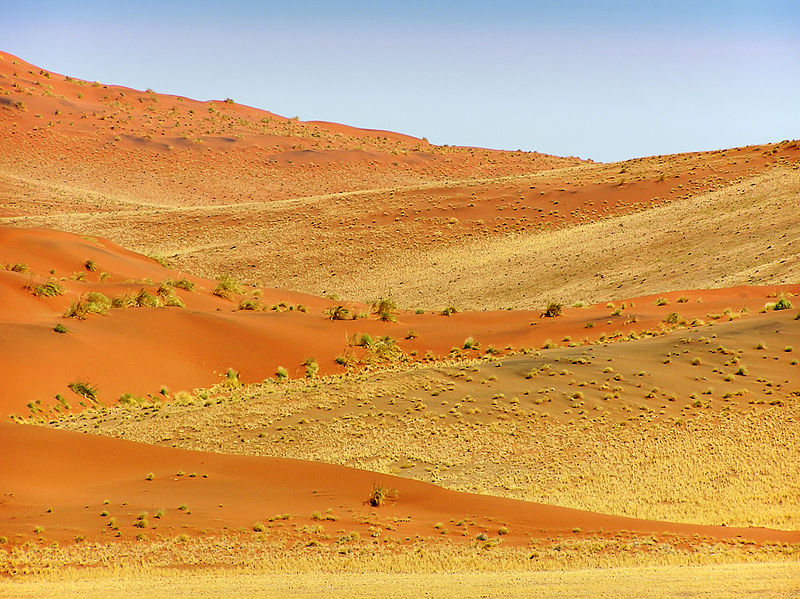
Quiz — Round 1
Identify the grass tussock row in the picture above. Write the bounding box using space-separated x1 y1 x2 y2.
3 532 799 577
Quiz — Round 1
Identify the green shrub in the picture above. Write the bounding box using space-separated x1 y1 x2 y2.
440 306 458 316
354 333 373 347
764 296 793 311
53 323 68 334
276 366 288 380
84 259 98 272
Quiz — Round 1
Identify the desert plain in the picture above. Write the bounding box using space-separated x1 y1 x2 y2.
0 50 799 597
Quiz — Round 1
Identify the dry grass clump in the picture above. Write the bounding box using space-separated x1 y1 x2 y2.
367 484 398 507
67 381 98 402
325 305 352 320
303 357 319 378
27 279 64 298
167 278 195 291
5 262 29 273
155 281 184 307
212 273 242 299
372 297 398 322
541 301 562 318
238 298 261 311
134 289 161 307
64 292 112 319
763 295 793 311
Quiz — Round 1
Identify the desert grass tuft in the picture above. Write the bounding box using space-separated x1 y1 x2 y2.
325 305 352 320
6 263 29 273
541 301 562 318
68 381 98 402
367 483 398 507
372 297 398 322
212 273 242 299
64 292 112 319
27 279 64 298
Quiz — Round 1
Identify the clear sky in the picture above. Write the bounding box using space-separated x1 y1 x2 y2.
5 1 799 162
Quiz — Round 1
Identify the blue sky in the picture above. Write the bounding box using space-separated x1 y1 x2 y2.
5 1 799 161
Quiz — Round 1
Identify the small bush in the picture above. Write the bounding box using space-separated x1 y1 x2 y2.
238 298 260 311
764 296 793 311
664 312 680 324
28 279 65 298
541 301 562 318
253 522 266 532
212 273 242 298
303 357 319 378
134 288 161 308
655 298 669 306
53 323 67 334
170 278 195 291
372 297 397 322
276 366 288 380
64 292 111 319
84 259 98 272
463 336 476 349
6 263 28 273
325 305 351 320
354 332 373 347
68 381 98 402
367 483 397 507
148 254 171 268
111 294 135 308
156 281 184 307
440 306 458 316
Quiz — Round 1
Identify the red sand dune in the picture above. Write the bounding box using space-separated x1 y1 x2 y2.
2 422 797 547
2 225 798 419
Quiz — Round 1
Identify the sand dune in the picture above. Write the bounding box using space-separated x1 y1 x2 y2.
2 423 797 548
1 50 798 588
3 225 797 419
